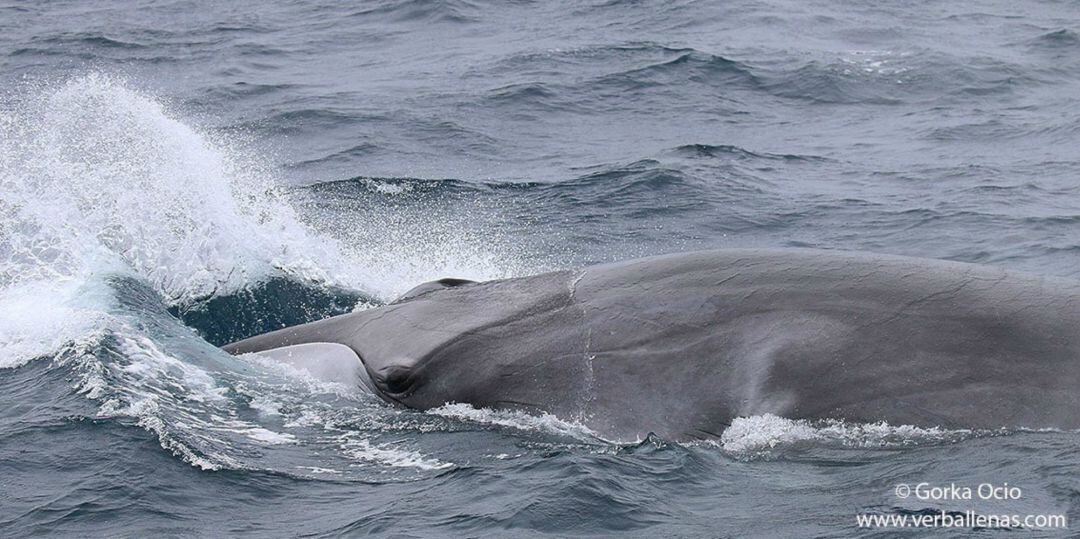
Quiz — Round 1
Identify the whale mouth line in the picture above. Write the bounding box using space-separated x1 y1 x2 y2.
354 353 381 397
238 342 404 405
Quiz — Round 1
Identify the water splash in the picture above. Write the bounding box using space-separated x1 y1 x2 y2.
0 74 365 366
0 74 552 476
1 73 350 300
292 177 552 299
719 414 982 456
0 73 543 368
430 402 603 443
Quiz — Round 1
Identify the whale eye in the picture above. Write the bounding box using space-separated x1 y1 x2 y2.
381 366 414 395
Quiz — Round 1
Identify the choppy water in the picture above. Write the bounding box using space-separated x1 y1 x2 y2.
2 1 1080 536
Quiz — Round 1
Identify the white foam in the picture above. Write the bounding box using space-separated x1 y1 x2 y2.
0 278 112 369
247 395 284 416
283 409 328 429
338 433 454 470
837 50 913 77
63 332 265 470
361 178 414 195
429 402 602 442
236 426 297 445
719 414 978 455
304 466 343 475
116 335 227 403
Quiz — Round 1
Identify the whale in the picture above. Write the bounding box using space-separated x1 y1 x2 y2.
223 249 1080 442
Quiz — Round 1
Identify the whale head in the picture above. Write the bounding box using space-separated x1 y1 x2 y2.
343 272 589 414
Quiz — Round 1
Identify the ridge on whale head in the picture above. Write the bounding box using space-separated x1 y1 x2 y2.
223 248 1080 442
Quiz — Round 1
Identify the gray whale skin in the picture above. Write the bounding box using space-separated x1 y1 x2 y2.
223 249 1080 442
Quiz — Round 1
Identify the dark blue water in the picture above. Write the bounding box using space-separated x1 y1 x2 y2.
2 1 1080 536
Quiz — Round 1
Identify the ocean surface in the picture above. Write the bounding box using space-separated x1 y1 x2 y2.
2 1 1080 536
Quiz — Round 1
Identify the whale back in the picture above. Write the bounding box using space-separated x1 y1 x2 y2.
225 249 1080 441
394 278 477 303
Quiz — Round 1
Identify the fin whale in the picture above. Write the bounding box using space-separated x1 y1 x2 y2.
223 249 1080 442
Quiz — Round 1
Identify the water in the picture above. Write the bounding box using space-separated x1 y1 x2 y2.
2 1 1080 536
